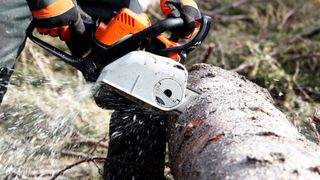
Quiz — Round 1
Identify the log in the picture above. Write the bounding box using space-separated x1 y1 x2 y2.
168 64 320 179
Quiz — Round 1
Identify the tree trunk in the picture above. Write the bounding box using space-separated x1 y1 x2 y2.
168 64 320 179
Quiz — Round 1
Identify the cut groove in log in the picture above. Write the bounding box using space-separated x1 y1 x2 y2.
168 64 320 179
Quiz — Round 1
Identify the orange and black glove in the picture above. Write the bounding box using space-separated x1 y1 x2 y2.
27 0 85 41
160 0 202 39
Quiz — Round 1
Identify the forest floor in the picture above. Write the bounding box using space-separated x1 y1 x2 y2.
1 0 320 179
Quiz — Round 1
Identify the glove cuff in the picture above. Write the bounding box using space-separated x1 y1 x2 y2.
32 6 79 28
30 0 74 19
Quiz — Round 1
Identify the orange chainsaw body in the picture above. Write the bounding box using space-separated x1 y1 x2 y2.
95 8 179 60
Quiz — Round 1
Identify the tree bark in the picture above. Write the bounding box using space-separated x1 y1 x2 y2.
168 64 320 179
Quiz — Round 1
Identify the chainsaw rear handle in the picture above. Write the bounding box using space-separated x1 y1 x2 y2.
95 16 211 63
106 16 212 55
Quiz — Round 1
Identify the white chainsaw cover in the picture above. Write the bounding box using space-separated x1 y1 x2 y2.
97 51 188 111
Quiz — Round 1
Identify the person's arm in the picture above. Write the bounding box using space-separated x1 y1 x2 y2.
26 0 84 41
160 0 202 39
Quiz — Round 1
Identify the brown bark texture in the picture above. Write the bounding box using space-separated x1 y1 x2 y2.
168 64 320 180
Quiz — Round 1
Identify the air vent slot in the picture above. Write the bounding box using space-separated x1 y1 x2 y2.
117 13 135 27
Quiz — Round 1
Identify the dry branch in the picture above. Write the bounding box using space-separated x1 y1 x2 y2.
201 12 252 23
211 0 251 14
201 43 215 64
314 110 320 123
167 64 320 179
51 156 106 180
61 150 93 159
73 131 108 148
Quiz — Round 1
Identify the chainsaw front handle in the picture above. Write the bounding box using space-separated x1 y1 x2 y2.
26 16 211 78
25 21 85 70
25 17 185 69
159 16 212 54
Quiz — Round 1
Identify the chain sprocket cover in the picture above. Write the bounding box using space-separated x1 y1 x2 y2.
97 51 197 112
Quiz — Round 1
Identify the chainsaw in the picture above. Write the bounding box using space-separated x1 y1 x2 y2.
26 8 211 114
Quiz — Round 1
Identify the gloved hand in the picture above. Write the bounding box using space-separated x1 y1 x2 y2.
27 0 85 41
160 0 202 39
